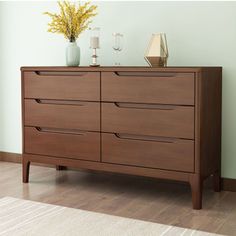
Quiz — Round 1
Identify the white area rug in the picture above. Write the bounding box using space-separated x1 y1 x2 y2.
0 197 222 236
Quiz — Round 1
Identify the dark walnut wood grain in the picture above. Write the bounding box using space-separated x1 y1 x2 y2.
102 102 194 139
24 99 100 132
24 127 100 162
21 66 222 210
102 133 194 172
23 71 100 101
101 71 195 105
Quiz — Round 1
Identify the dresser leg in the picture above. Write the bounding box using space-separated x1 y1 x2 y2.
189 174 202 210
23 159 30 183
213 170 221 192
56 165 67 171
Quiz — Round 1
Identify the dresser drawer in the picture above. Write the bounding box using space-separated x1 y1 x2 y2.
101 72 194 105
24 127 100 161
25 99 100 131
102 133 194 172
102 103 194 139
23 71 100 101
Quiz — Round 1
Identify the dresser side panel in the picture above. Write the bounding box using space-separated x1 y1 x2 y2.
199 68 222 178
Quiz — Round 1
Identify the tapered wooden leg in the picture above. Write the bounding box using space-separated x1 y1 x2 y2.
189 174 202 210
56 165 67 171
23 159 30 183
213 170 221 192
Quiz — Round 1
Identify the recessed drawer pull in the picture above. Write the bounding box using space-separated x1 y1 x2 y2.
114 72 177 77
35 71 88 77
114 133 178 143
114 102 176 110
35 99 85 106
35 127 86 135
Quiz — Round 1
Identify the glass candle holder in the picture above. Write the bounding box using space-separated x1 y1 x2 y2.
89 27 100 67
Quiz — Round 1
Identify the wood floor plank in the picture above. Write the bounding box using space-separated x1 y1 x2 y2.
0 161 235 235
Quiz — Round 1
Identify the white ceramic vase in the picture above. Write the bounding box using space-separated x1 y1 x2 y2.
66 41 80 67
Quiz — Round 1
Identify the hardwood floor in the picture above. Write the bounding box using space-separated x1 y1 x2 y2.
0 161 235 235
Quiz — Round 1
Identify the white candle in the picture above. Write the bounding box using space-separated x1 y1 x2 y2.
90 36 99 49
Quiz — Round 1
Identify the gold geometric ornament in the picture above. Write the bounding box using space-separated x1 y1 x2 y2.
144 33 169 67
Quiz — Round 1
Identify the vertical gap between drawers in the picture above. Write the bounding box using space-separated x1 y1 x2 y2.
100 71 102 163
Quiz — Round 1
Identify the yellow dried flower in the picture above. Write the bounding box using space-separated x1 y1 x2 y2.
44 1 97 42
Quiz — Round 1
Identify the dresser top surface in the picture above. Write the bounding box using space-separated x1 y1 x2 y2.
21 66 222 73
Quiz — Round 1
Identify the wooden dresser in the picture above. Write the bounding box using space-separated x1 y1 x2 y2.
21 66 222 209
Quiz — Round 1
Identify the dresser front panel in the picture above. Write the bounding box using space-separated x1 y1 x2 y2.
24 127 100 161
102 102 194 139
23 71 100 101
101 71 195 105
102 133 194 172
25 99 100 132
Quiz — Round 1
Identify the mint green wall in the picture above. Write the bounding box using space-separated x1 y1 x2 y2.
0 1 236 179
